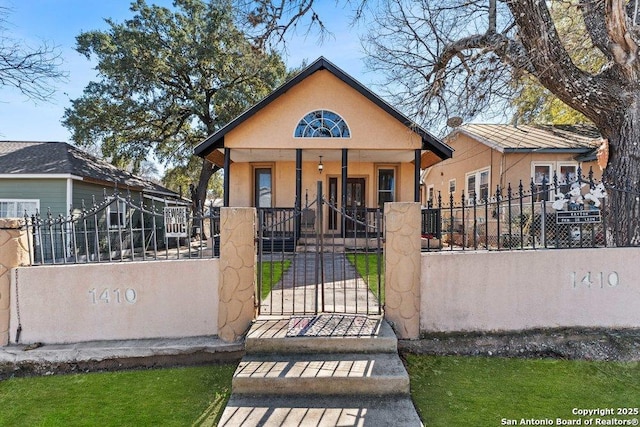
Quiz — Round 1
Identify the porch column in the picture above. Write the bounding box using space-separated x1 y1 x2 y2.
415 149 421 203
341 148 348 235
295 149 302 236
223 148 231 207
0 218 30 346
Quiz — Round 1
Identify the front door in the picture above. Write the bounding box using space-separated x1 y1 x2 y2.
345 178 366 235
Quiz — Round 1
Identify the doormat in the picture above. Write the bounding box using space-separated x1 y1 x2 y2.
286 314 381 337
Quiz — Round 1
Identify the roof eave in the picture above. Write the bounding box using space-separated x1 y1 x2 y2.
0 173 83 180
503 148 595 154
194 57 452 160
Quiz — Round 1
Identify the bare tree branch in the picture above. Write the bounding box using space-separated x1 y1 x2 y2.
0 7 67 102
236 0 329 49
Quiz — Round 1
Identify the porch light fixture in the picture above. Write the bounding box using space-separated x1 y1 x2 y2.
318 156 324 174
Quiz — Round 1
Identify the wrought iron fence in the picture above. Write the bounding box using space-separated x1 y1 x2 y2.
23 188 221 265
423 168 640 251
256 185 383 316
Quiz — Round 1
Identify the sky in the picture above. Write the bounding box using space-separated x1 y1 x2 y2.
0 0 370 143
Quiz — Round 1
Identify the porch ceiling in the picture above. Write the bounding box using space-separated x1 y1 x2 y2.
221 148 420 164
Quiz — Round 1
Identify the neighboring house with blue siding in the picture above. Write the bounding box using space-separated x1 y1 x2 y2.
0 141 183 219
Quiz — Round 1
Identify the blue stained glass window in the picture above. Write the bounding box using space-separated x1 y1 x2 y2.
294 110 350 138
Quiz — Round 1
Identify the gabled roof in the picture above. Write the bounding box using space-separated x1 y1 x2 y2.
194 56 453 161
450 124 601 153
0 141 181 199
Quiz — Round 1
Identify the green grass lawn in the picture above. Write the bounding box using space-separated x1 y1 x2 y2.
346 252 384 300
406 355 640 427
2 356 638 426
0 365 235 427
258 259 291 300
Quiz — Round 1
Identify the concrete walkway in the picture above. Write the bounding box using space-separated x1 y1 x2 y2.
260 252 382 315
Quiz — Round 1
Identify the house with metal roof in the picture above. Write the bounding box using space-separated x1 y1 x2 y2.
0 140 183 219
194 57 452 238
421 124 602 206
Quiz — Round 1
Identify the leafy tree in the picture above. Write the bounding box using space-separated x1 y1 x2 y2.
0 7 66 103
63 0 288 209
249 0 640 244
512 74 592 125
163 156 223 200
511 1 605 125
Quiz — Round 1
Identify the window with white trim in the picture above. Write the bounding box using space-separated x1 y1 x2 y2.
255 167 273 208
0 199 39 218
532 163 553 201
107 199 128 229
294 110 350 138
449 179 456 194
558 163 578 193
377 167 395 208
466 168 490 204
426 185 435 206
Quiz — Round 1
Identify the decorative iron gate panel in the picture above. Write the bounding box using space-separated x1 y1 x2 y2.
257 182 384 316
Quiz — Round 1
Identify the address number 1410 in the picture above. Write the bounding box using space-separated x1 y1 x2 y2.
571 271 619 289
89 288 138 304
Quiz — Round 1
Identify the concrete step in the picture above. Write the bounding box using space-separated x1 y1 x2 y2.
246 316 397 354
218 394 423 427
232 352 410 396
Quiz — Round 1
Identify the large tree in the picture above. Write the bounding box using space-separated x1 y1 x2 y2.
510 1 605 125
247 0 640 244
0 7 66 103
63 0 287 209
364 0 640 243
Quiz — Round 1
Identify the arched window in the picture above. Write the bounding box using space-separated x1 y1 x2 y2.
294 110 350 138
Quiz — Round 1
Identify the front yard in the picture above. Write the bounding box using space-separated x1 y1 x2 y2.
1 356 637 426
407 355 639 426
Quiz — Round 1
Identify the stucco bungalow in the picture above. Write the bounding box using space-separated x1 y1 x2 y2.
422 123 602 205
194 57 452 237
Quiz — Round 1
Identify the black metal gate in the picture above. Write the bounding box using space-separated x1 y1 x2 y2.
257 181 384 316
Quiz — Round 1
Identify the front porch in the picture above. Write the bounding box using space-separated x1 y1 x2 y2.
222 147 426 237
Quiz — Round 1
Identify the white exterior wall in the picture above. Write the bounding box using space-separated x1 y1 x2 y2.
10 259 219 344
421 248 640 332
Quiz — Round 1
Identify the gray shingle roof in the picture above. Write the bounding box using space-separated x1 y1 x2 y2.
0 141 180 198
453 124 601 152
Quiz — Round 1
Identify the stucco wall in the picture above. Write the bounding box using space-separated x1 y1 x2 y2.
229 160 416 209
422 132 601 205
420 248 640 332
9 259 219 344
225 70 422 151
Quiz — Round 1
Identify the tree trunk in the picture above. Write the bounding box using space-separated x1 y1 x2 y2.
600 97 640 245
191 158 219 239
